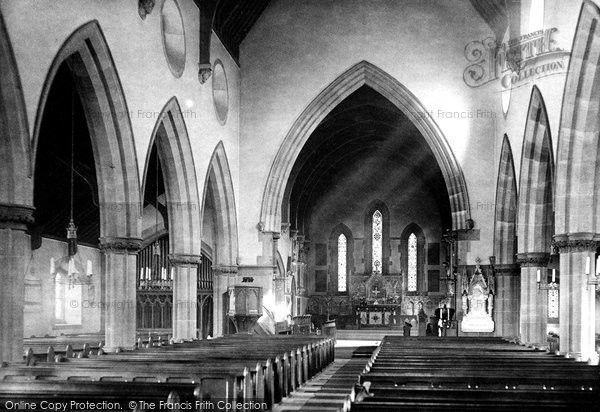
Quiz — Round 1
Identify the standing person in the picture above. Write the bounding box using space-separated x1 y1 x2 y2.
403 320 412 336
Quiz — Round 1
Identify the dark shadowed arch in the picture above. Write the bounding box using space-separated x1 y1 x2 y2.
32 20 141 240
261 61 471 234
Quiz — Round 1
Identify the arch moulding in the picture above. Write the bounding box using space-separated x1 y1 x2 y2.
259 60 471 234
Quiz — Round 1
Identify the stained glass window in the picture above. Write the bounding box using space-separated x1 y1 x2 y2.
372 210 382 273
548 289 559 318
337 234 347 292
408 233 417 291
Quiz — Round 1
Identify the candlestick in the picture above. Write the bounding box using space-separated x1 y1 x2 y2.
536 269 540 283
552 269 556 283
585 256 590 275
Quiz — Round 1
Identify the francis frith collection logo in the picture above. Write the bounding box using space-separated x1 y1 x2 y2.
463 27 570 90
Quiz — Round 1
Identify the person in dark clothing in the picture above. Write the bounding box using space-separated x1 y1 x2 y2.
403 320 412 336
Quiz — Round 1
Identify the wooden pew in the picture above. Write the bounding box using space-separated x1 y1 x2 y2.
0 380 199 412
6 336 335 411
350 336 600 410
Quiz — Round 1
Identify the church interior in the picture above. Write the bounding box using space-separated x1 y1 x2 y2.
1 0 600 410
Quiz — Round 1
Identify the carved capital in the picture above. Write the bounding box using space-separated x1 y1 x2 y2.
168 254 203 266
0 203 35 229
281 223 290 235
213 264 238 274
99 237 142 253
256 221 265 233
198 63 212 84
516 252 550 267
552 239 600 253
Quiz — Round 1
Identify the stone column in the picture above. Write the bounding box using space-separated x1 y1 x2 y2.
516 252 549 347
99 236 141 352
553 238 598 363
213 265 238 337
170 254 201 342
0 204 34 363
494 264 520 338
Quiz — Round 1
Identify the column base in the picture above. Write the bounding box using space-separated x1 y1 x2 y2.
102 345 136 353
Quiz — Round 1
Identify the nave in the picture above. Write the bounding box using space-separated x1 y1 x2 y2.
4 333 596 411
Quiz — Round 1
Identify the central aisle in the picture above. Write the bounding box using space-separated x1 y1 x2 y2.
273 343 375 411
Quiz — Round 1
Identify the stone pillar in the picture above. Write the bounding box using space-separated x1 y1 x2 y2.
494 264 520 338
99 237 141 352
0 204 34 363
554 238 598 363
170 254 201 342
213 265 238 337
516 252 549 347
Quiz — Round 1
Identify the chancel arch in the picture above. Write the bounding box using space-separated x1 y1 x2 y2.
29 20 141 352
201 141 239 337
139 97 202 341
517 85 555 347
264 60 471 235
286 80 453 332
0 10 33 363
554 0 600 362
492 134 520 338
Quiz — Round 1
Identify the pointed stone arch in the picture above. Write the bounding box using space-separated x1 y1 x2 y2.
517 86 554 255
554 0 600 362
202 141 239 267
260 60 471 233
202 141 238 337
556 0 600 238
32 20 141 240
31 21 141 351
494 134 518 264
142 97 202 341
493 134 519 338
142 97 202 256
0 11 31 207
516 85 554 347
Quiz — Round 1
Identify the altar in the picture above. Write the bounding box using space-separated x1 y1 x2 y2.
355 304 401 328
